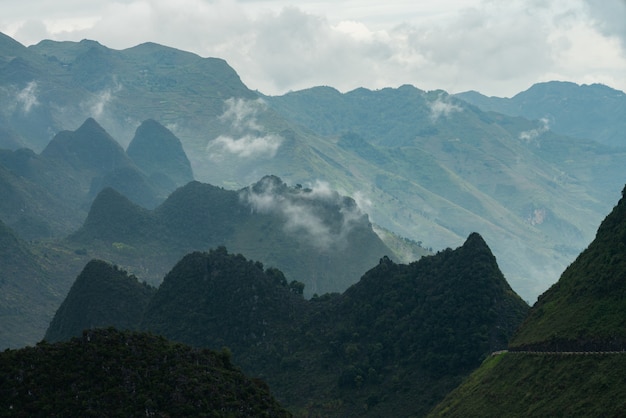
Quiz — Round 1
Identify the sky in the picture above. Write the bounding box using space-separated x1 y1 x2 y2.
1 0 625 97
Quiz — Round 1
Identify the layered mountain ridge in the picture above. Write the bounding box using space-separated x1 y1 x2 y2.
1 31 624 301
47 233 528 416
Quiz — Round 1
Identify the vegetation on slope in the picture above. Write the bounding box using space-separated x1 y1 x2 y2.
0 328 290 417
428 352 626 417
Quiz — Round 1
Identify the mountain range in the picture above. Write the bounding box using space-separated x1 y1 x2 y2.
2 31 624 302
45 233 528 416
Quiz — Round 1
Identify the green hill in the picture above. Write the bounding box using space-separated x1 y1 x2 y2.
428 185 626 417
45 259 156 343
0 328 290 417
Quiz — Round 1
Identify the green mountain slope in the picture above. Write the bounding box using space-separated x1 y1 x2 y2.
45 259 156 343
428 185 626 417
0 328 290 417
264 85 626 301
428 353 626 417
129 235 526 416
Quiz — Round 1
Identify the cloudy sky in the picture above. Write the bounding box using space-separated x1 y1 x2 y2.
2 0 625 96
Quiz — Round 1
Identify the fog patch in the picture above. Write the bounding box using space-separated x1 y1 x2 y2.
519 117 550 144
207 97 283 160
240 176 368 250
16 81 39 113
429 93 462 121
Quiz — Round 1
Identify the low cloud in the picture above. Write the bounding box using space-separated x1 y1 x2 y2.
428 93 463 121
240 177 367 250
207 97 283 160
16 81 39 113
208 133 283 159
519 117 550 144
81 81 122 119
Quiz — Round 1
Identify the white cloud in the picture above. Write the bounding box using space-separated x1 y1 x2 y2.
428 93 463 122
241 177 367 249
208 134 283 159
16 81 39 113
81 81 122 119
519 117 550 144
207 97 284 160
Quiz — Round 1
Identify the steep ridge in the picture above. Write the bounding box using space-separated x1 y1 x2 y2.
52 234 527 416
0 328 290 417
40 117 165 208
45 260 156 343
428 185 626 417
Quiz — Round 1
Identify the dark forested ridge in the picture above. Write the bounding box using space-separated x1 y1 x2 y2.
0 328 291 417
428 186 626 417
510 185 626 350
49 234 528 417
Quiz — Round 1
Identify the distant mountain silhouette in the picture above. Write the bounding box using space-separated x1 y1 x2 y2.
126 118 194 189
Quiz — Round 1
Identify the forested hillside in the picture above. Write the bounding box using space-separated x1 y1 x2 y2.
49 234 528 416
0 328 290 417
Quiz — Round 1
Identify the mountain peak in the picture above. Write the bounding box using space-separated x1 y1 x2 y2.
42 118 131 173
126 119 193 188
45 260 155 342
71 187 152 243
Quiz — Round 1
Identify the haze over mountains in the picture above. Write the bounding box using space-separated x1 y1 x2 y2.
2 32 624 303
1 29 625 416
